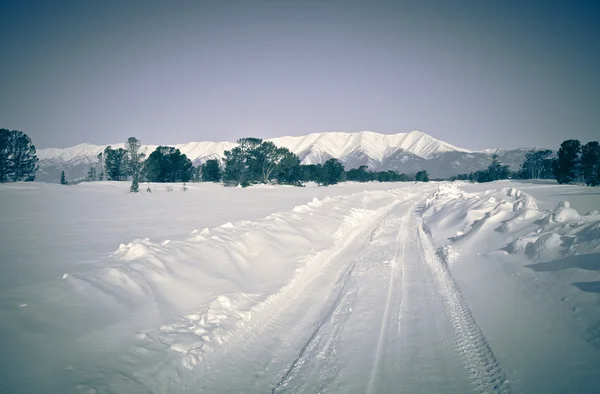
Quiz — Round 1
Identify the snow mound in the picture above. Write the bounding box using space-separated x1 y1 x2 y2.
540 201 580 224
425 187 600 264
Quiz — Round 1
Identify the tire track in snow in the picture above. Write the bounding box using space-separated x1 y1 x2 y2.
366 206 409 394
416 213 511 394
270 200 412 394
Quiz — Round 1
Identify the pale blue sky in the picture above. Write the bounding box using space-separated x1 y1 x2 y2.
0 0 598 149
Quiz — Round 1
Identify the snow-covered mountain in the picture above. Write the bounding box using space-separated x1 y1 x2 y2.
35 130 533 181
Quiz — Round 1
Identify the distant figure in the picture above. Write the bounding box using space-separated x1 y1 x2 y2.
146 187 152 193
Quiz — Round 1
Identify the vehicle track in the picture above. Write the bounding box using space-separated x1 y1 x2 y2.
417 214 511 394
271 201 412 393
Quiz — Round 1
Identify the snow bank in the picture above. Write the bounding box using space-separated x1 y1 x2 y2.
422 182 600 264
63 188 407 372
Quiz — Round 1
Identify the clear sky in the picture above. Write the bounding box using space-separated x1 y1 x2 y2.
0 0 598 150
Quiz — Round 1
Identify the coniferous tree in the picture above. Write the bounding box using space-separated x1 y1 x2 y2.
300 164 322 183
125 137 145 191
201 159 222 182
104 146 128 180
346 165 372 182
416 170 429 182
223 138 263 185
0 130 10 183
487 155 510 181
0 129 39 182
60 170 67 185
273 151 302 185
124 137 145 179
142 146 193 182
319 158 345 186
87 166 97 181
581 141 600 186
553 140 581 184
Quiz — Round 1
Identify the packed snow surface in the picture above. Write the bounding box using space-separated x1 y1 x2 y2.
1 180 599 393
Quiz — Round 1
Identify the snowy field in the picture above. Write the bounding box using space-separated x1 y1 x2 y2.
1 180 599 393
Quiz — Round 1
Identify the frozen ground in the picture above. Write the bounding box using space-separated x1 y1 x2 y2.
0 180 599 393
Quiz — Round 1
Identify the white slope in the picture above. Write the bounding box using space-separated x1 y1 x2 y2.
36 130 470 166
271 130 470 162
2 180 600 393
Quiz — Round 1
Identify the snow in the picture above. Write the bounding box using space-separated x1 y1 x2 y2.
1 180 599 393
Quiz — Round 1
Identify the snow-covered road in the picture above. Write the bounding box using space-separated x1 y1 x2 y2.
1 181 600 393
171 190 510 394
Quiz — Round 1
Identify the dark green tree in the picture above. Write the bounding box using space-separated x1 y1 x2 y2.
125 137 145 178
487 155 510 181
0 129 39 182
346 165 372 182
0 130 10 183
60 170 67 185
104 146 128 181
553 140 581 184
222 138 263 185
416 170 429 182
319 158 345 186
273 151 302 185
581 141 600 186
142 146 193 182
300 164 322 183
201 159 222 182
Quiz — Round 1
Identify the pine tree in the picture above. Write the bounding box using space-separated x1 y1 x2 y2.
416 170 429 182
319 158 345 186
60 170 67 185
487 155 510 181
273 151 302 185
553 140 581 184
125 137 145 179
143 146 193 182
581 141 600 186
222 138 263 185
201 159 222 182
0 129 39 182
0 129 10 183
87 166 97 181
104 146 128 180
346 165 372 182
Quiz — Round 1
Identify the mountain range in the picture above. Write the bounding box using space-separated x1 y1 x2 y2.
35 130 537 181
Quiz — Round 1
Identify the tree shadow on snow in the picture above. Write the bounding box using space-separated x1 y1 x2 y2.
573 281 600 294
525 253 600 272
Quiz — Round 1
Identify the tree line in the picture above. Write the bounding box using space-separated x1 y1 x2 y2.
76 136 430 190
450 139 600 186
